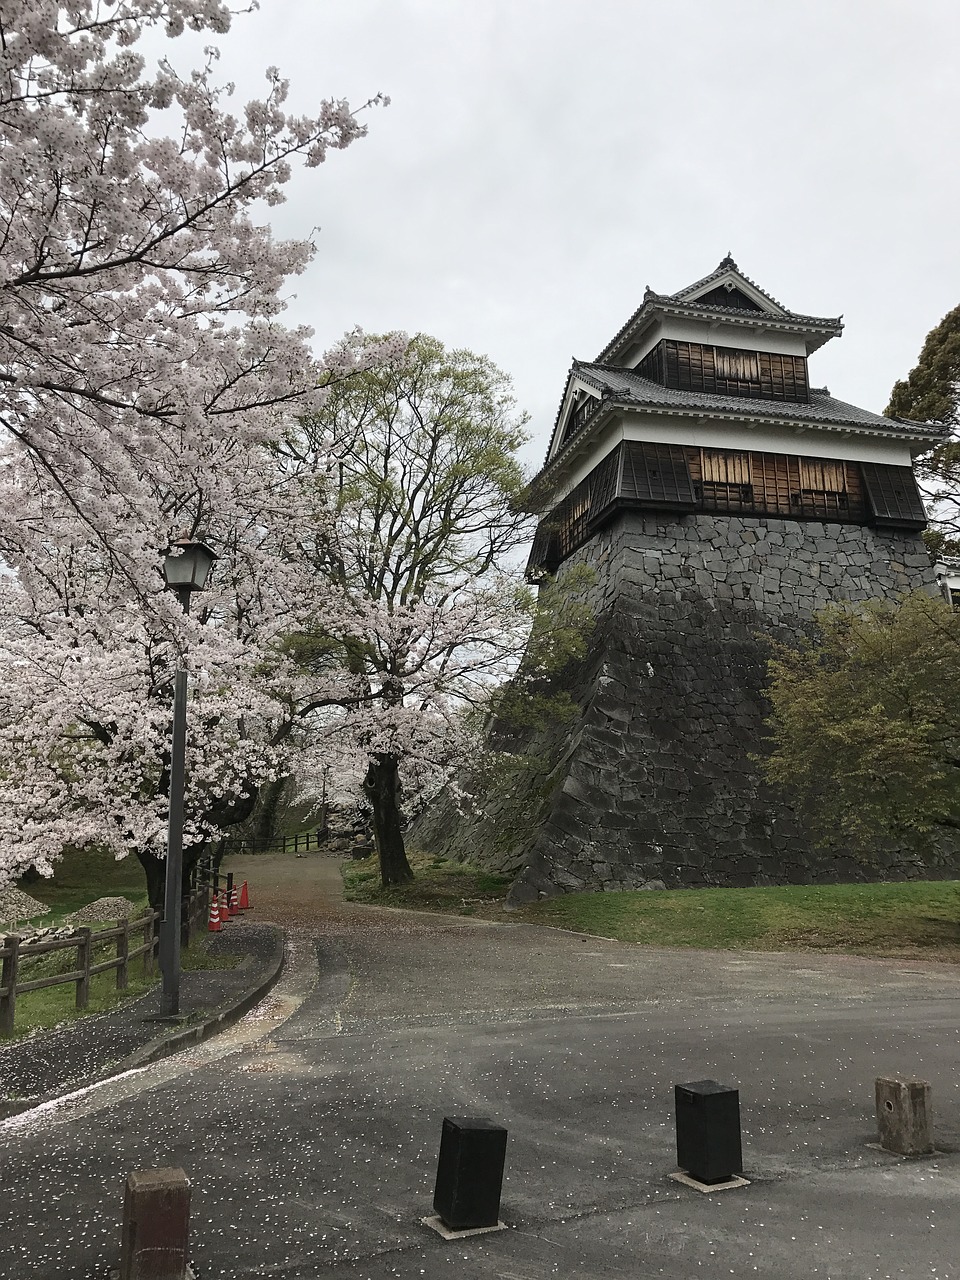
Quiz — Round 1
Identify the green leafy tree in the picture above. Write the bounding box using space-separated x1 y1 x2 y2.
283 333 536 887
763 593 960 852
887 305 960 555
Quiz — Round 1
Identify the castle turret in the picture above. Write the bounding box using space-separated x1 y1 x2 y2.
415 260 949 902
529 257 932 582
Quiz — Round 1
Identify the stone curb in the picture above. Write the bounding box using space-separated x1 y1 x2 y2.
0 923 286 1123
122 922 286 1071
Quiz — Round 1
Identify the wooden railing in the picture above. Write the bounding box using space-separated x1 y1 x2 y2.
0 872 211 1037
0 909 159 1037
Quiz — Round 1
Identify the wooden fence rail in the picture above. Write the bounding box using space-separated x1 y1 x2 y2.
0 873 210 1037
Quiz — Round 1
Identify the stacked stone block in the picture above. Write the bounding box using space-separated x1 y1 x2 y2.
413 511 944 904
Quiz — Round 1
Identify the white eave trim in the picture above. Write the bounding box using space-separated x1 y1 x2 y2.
616 400 940 441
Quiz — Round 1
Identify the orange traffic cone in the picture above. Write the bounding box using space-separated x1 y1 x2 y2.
229 886 239 916
217 892 230 926
207 893 222 932
238 881 250 910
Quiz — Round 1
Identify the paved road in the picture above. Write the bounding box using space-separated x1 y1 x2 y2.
1 854 959 1279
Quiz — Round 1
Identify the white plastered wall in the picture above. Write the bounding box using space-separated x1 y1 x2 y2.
621 316 815 367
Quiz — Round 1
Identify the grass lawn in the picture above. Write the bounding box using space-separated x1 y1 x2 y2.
3 848 238 1041
3 928 238 1042
342 849 514 916
343 852 960 961
526 880 960 960
5 957 158 1041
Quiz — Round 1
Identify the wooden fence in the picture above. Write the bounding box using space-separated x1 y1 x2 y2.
0 875 210 1037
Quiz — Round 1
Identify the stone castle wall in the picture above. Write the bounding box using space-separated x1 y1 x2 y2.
412 511 948 905
567 510 934 626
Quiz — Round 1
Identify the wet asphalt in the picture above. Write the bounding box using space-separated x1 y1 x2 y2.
0 923 280 1109
1 854 959 1279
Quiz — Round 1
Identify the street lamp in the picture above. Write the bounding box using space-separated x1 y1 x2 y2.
159 535 217 1017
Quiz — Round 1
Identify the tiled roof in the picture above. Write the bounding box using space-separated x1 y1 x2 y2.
645 291 841 329
597 294 842 365
542 362 945 469
576 363 944 435
596 258 843 364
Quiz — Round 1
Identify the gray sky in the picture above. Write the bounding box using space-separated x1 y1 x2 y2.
186 0 960 472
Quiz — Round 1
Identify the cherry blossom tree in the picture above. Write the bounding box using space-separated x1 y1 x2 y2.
0 0 386 594
0 432 361 904
0 1 396 892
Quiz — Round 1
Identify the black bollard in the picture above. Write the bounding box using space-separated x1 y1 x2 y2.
433 1116 507 1231
675 1079 743 1185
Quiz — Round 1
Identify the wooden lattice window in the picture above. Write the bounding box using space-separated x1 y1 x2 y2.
697 449 753 506
791 457 849 518
714 350 760 383
643 340 809 403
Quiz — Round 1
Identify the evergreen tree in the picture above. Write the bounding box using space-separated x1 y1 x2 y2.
887 305 960 426
887 306 960 555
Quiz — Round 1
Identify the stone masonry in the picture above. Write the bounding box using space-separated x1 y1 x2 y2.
412 510 949 904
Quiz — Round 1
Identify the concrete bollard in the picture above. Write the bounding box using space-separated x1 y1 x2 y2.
119 1168 191 1280
876 1076 934 1156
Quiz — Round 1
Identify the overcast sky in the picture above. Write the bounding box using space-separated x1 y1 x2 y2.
180 0 960 472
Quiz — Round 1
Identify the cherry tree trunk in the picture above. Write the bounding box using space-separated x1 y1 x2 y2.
363 753 413 886
136 848 167 915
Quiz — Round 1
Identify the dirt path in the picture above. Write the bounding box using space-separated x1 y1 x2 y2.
220 850 477 940
221 850 352 927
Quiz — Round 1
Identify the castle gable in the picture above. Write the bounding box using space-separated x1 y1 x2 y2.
596 256 844 369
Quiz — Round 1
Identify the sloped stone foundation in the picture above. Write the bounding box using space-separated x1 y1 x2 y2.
412 511 953 905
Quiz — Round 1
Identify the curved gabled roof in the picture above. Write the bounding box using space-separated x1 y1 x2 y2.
671 254 789 310
596 256 843 365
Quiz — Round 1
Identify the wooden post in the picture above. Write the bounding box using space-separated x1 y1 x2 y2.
876 1076 934 1156
75 926 92 1010
116 919 130 991
0 934 21 1037
120 1167 191 1280
180 887 192 951
143 914 155 979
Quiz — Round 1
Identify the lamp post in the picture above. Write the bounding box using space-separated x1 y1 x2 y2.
159 536 217 1017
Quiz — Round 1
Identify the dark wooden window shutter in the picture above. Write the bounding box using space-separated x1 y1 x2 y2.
860 463 927 530
621 442 697 509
